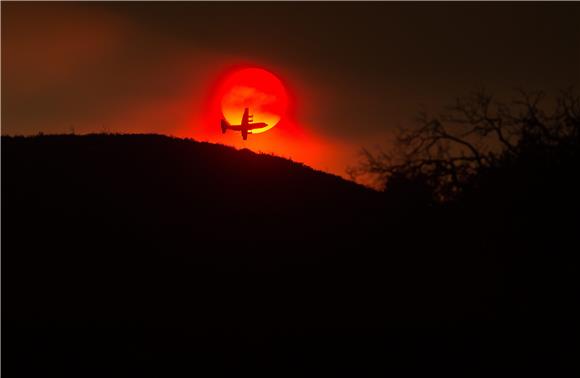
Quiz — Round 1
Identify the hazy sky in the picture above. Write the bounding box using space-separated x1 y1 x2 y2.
3 2 579 176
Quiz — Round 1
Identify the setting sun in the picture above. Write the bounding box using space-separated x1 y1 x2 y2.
219 68 288 134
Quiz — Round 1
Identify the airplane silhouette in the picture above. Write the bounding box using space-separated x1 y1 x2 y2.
221 108 268 140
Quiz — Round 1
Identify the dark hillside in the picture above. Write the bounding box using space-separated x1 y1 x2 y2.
2 134 577 376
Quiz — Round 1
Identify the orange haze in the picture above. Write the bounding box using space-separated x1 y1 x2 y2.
173 64 357 178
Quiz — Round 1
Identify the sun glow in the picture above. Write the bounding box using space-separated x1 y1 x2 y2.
219 68 288 134
187 64 350 179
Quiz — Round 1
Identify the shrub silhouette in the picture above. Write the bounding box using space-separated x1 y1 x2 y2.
350 88 580 203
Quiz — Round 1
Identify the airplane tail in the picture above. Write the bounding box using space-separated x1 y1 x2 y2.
220 119 230 134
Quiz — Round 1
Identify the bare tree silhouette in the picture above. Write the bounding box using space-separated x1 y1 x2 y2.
349 88 580 201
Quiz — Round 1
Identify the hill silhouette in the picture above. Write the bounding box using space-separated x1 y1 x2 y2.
3 133 577 376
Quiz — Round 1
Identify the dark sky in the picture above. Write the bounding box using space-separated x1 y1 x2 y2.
3 2 579 176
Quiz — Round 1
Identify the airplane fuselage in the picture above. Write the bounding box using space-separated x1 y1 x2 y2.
220 107 268 140
225 122 268 131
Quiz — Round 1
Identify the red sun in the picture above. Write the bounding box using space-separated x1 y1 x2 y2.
219 67 288 134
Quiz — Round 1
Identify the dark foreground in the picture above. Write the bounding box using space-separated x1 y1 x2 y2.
3 134 578 376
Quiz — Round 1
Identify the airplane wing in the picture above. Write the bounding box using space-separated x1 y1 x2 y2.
241 108 249 126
